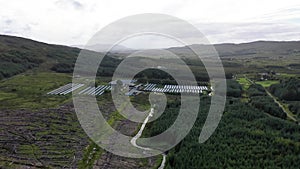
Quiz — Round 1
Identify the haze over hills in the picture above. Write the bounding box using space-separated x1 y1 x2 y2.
75 40 300 58
73 44 133 52
169 41 300 58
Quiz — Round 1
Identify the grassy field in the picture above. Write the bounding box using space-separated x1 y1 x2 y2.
256 80 279 88
78 142 103 169
277 73 297 78
236 77 252 90
0 72 72 109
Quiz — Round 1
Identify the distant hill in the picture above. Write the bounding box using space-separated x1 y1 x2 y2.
1 35 300 80
73 44 134 52
168 41 300 59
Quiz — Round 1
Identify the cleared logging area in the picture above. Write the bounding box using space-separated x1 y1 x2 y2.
0 104 88 168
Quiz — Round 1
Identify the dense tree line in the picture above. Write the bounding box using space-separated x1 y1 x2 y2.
289 102 300 119
141 95 300 168
51 54 122 74
269 78 300 101
248 84 287 119
247 84 266 97
51 63 74 73
288 63 300 69
226 80 242 97
0 35 80 79
250 96 287 119
269 78 300 119
0 50 43 79
137 81 300 168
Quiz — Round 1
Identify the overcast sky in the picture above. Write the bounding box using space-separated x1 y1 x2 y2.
1 0 300 48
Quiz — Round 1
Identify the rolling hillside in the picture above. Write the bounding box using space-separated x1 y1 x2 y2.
169 41 300 58
0 35 80 79
1 35 300 80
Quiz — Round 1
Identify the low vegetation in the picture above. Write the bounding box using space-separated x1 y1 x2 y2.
0 72 72 109
256 80 279 88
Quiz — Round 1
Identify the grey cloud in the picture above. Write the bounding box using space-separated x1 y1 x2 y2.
4 19 13 25
257 6 300 22
82 20 300 49
0 17 32 36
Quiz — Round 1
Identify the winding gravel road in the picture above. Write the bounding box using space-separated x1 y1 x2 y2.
130 108 167 169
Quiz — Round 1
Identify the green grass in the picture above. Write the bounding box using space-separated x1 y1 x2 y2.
78 142 103 169
277 73 297 78
0 72 72 109
256 80 279 88
107 110 126 125
130 93 151 111
281 102 298 120
236 77 252 90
